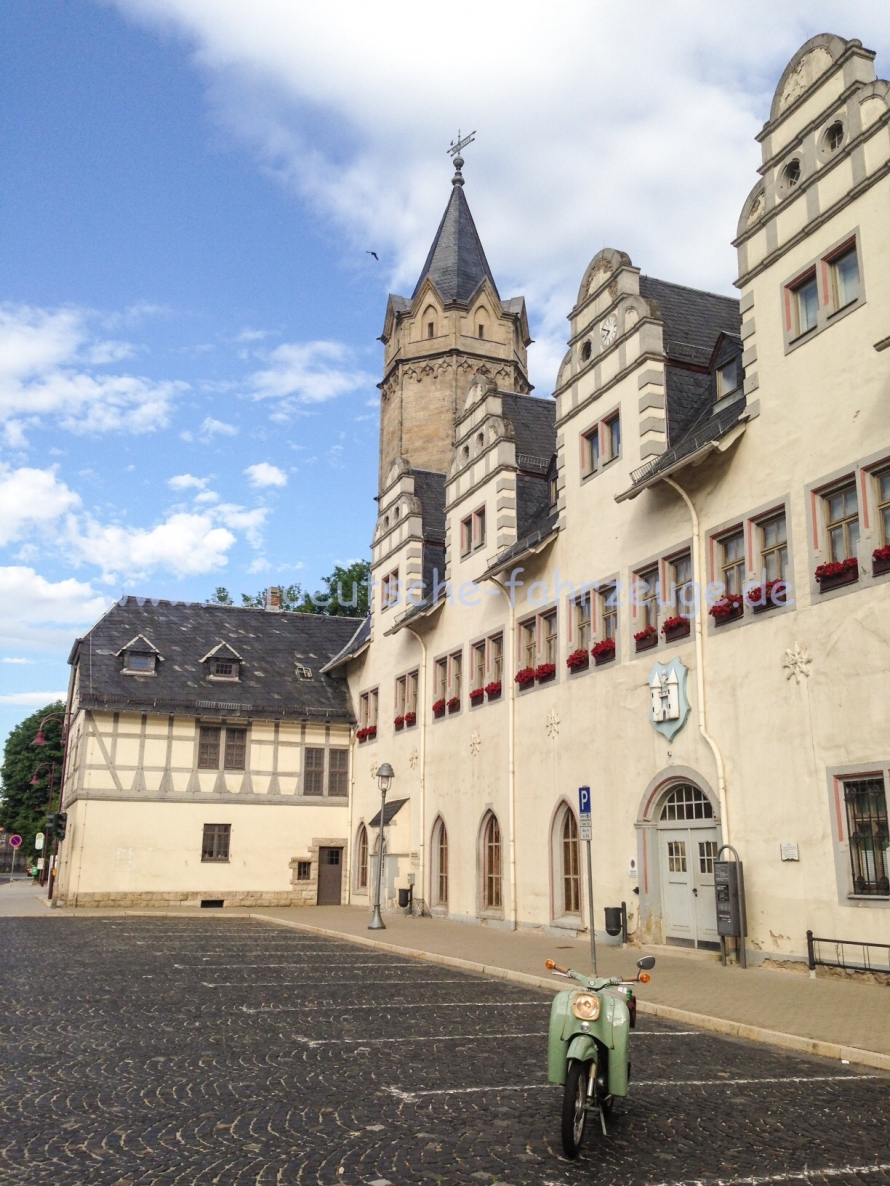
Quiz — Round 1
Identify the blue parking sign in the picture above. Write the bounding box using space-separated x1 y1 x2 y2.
578 786 591 816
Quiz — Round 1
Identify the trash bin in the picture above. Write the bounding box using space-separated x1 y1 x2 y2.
604 906 623 937
398 887 412 908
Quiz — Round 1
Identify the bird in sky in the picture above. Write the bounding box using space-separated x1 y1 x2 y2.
366 251 379 261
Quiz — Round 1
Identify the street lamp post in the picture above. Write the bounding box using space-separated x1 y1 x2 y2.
30 762 56 886
368 763 394 931
32 713 68 901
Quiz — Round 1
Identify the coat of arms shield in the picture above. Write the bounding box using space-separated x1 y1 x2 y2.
648 657 691 741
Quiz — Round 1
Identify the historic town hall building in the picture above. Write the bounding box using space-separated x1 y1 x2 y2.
57 34 890 964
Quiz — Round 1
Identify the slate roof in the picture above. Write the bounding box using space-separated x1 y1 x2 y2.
412 182 498 304
412 469 447 542
369 797 409 828
502 393 556 467
639 276 741 368
320 615 371 675
70 599 361 722
478 513 560 581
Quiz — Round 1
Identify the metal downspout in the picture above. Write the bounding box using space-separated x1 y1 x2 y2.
406 625 428 904
488 575 518 930
663 476 730 842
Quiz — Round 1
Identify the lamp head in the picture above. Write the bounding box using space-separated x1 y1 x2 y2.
30 774 40 786
376 762 395 794
32 730 47 747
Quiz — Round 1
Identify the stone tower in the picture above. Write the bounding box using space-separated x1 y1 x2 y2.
377 155 532 489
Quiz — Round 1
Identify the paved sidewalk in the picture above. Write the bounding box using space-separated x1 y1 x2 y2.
0 878 50 917
248 905 890 1069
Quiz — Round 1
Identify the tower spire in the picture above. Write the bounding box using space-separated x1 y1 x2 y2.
412 134 497 303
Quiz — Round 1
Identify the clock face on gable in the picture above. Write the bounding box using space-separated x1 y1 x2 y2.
601 314 618 348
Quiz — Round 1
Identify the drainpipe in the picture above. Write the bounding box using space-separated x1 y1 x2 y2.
346 723 357 905
663 477 730 842
488 574 518 930
406 625 428 905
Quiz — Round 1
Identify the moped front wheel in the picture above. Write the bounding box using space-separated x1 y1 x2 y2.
560 1058 591 1159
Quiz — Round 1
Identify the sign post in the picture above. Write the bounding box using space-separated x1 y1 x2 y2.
8 834 22 877
578 786 596 975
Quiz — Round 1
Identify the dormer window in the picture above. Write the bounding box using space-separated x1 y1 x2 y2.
717 359 740 399
117 634 161 676
200 642 244 682
127 653 155 673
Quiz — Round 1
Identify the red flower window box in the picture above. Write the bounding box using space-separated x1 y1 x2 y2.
815 558 859 592
432 698 446 718
404 711 416 727
447 696 461 713
746 580 788 614
535 662 556 682
709 593 744 624
661 616 690 641
484 681 502 700
357 725 377 743
591 638 616 665
634 625 657 652
515 667 536 688
566 648 590 671
394 715 405 730
873 545 890 576
469 688 485 704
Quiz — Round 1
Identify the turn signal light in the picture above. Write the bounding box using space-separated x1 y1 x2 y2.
639 972 651 983
545 959 555 970
572 993 601 1021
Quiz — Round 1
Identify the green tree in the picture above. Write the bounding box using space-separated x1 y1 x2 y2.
0 701 65 857
209 561 370 618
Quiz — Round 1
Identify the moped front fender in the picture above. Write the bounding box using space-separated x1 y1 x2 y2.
565 1034 598 1065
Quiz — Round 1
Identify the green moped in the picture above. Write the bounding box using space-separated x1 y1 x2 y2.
544 954 656 1158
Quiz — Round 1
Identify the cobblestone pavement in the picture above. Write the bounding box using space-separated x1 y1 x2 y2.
1 918 888 1186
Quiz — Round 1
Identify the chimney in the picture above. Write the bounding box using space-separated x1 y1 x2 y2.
264 586 283 613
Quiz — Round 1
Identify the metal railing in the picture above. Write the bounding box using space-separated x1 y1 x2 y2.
805 930 890 974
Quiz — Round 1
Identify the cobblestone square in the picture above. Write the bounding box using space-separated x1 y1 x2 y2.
0 918 887 1185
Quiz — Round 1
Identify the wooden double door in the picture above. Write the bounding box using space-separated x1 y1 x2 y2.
317 847 343 905
659 826 720 949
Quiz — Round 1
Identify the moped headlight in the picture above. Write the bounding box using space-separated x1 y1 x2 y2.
572 993 600 1021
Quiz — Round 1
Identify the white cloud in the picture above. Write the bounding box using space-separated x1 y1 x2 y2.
0 566 107 650
2 657 33 664
0 465 81 547
72 512 237 579
0 304 186 436
248 341 371 410
245 461 287 488
168 473 210 490
111 2 890 388
0 691 68 706
199 415 238 439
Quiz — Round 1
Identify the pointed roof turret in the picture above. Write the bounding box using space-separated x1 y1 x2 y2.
412 154 499 304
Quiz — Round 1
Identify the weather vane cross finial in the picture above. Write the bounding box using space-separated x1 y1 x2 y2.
448 129 476 158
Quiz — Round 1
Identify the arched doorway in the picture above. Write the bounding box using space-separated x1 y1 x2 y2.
655 783 720 949
550 803 581 922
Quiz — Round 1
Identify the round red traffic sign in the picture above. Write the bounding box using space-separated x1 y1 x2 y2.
8 835 22 848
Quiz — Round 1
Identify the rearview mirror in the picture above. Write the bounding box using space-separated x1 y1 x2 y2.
636 955 656 970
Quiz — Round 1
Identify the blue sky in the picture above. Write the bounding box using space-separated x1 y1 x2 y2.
2 0 890 737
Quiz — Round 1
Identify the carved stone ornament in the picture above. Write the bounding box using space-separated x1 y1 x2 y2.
779 48 834 113
783 643 812 684
546 708 560 738
408 747 419 770
370 760 380 779
470 730 481 756
648 658 691 742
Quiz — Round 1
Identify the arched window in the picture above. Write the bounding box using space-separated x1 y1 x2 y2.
659 784 714 821
483 814 502 909
356 825 369 890
433 818 448 905
561 810 581 915
423 306 437 340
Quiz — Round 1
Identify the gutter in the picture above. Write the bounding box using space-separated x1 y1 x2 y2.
405 625 428 906
663 477 730 843
487 573 518 931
